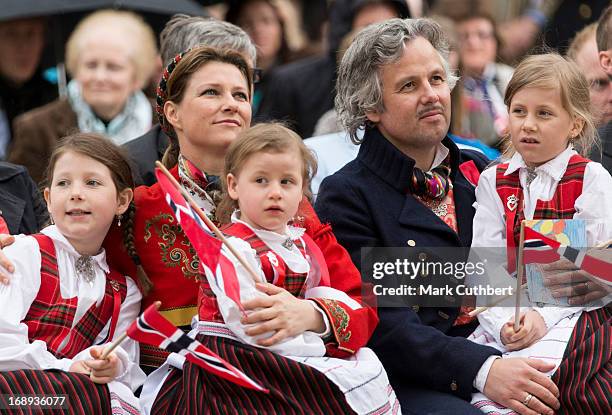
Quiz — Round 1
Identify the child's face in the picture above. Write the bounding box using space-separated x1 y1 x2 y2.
44 151 133 255
227 149 303 234
508 86 584 167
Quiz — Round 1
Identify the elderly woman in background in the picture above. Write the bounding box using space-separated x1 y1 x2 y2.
9 9 158 183
455 12 513 149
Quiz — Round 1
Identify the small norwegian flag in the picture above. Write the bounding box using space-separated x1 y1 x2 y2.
523 226 612 286
155 168 244 309
127 303 268 392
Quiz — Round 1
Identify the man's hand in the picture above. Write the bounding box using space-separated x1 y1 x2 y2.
542 258 607 305
0 234 16 284
500 311 547 351
484 358 559 415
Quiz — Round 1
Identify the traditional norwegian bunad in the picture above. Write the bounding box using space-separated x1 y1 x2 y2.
0 226 145 415
470 147 612 414
105 156 379 374
142 214 399 415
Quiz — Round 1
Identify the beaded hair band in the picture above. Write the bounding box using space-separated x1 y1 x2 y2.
155 50 190 138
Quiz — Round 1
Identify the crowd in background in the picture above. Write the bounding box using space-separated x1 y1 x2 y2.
1 0 611 180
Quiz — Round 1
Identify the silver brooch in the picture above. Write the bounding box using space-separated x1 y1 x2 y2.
75 256 96 284
432 202 448 218
506 194 518 211
526 167 538 187
281 238 294 249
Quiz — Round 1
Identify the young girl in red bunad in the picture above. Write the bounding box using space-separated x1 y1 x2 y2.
144 123 399 415
469 54 612 414
0 133 147 414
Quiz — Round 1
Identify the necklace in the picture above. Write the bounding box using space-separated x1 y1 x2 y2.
75 256 96 284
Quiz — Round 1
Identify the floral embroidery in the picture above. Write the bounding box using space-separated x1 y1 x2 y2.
318 298 351 343
144 213 201 280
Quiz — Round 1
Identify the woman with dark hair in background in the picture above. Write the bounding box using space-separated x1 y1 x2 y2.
225 0 299 118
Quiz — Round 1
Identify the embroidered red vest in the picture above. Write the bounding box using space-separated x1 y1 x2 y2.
495 154 588 273
197 222 328 322
23 234 127 359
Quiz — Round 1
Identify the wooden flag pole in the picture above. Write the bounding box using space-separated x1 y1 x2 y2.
99 301 162 360
514 221 526 331
468 283 527 317
155 161 261 283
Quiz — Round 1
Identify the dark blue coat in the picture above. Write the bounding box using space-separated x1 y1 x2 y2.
0 162 47 234
315 127 501 402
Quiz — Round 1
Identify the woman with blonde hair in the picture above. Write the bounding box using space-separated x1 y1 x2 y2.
9 9 158 183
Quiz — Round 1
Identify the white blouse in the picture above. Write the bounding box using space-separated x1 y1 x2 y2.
471 147 612 343
472 146 612 248
0 225 145 392
201 215 361 357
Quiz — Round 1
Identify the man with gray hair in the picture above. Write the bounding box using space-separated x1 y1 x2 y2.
316 18 561 414
123 14 257 185
595 5 612 173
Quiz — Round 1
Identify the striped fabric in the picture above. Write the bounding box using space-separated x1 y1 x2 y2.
23 234 127 359
151 334 355 414
495 154 588 273
224 223 309 298
552 307 612 415
0 369 111 414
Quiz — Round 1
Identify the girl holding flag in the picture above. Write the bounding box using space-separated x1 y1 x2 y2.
470 54 612 414
0 133 145 414
99 45 379 413
142 122 398 414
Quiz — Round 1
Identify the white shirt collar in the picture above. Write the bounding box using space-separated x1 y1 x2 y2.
40 225 109 274
430 142 450 170
504 146 576 181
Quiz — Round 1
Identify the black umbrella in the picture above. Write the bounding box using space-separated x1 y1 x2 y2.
0 0 204 22
1 0 206 96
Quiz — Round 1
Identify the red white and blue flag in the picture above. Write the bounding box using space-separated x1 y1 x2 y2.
155 169 244 309
523 226 612 286
127 303 268 392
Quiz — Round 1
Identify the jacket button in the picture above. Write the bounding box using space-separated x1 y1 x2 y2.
418 252 427 261
407 239 416 247
450 380 458 391
411 305 420 312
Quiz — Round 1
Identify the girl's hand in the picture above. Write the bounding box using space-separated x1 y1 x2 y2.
86 346 121 384
500 311 547 351
241 282 325 347
69 360 91 376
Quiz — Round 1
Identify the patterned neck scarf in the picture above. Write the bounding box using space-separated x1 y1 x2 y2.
67 80 152 145
409 156 452 200
177 155 222 221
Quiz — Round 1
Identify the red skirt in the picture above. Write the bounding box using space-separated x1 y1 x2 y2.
0 369 111 414
152 334 356 414
552 307 611 415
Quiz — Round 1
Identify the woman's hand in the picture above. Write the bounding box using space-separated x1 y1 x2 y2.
542 258 608 305
0 234 16 284
500 311 547 351
241 282 325 347
85 346 121 384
